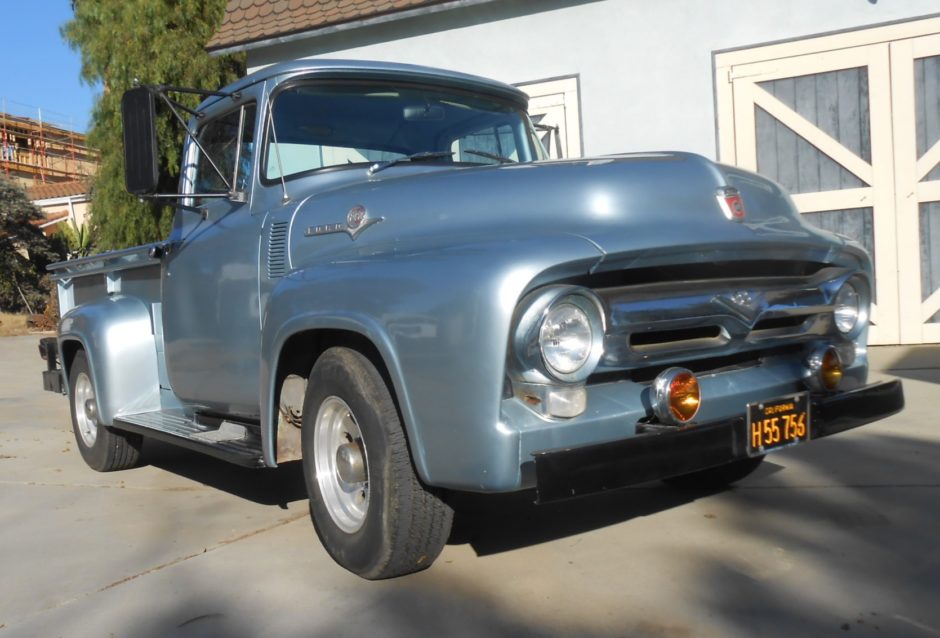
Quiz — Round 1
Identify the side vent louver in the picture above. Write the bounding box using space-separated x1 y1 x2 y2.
267 221 289 278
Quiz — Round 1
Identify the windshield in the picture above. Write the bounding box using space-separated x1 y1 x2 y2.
263 81 546 182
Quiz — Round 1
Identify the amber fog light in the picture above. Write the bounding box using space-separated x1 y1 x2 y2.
806 346 843 392
653 367 701 424
821 348 843 390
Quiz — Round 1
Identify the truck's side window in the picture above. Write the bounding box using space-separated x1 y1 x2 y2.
194 104 256 195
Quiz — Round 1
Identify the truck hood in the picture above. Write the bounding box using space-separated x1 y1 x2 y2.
286 152 857 275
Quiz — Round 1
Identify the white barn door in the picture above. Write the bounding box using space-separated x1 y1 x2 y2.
890 33 940 344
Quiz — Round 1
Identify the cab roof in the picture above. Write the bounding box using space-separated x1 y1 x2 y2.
203 59 529 111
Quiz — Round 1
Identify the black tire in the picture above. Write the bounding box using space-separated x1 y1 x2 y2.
662 456 765 489
302 347 453 579
68 350 142 472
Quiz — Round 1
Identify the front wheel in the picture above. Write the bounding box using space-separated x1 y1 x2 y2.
68 350 142 472
302 347 453 579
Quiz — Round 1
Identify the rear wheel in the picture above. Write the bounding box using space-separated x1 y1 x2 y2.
302 347 453 579
663 456 765 489
68 350 142 472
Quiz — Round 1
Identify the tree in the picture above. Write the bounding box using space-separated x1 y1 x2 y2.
62 0 244 250
0 178 64 313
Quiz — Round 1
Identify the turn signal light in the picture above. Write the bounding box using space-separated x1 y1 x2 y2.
821 348 843 391
653 368 701 424
805 345 843 392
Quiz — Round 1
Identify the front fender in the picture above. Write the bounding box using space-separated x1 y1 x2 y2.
59 295 159 425
261 233 602 489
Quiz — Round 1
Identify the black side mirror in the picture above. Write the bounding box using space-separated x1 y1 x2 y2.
121 87 159 195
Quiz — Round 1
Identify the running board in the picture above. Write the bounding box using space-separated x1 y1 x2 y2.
113 411 265 468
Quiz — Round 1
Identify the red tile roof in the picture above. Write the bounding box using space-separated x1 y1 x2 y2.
26 179 91 202
207 0 449 52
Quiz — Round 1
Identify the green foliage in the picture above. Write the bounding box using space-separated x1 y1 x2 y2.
62 0 244 250
0 178 66 313
57 221 93 258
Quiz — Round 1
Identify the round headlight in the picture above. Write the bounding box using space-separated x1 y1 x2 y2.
834 282 860 334
540 303 593 375
513 286 605 385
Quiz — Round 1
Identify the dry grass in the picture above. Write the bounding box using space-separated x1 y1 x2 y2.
0 312 31 337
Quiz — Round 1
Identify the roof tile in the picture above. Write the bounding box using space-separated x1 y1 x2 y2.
26 179 91 201
208 0 450 51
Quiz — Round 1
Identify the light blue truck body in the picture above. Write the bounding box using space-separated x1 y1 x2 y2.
44 60 900 497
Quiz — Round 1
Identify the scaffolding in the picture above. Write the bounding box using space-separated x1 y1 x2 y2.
0 101 97 187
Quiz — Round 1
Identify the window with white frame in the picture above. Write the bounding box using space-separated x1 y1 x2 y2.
516 75 582 159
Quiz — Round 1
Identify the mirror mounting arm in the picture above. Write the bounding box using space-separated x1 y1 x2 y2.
141 193 232 200
152 84 241 102
153 91 233 193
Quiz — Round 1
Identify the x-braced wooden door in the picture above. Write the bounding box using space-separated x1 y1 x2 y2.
890 33 940 344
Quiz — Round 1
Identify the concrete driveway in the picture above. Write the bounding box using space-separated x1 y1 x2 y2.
1 334 938 637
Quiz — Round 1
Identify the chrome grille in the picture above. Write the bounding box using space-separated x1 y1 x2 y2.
593 264 850 372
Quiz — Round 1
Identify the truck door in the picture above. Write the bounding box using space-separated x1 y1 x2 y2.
161 102 262 417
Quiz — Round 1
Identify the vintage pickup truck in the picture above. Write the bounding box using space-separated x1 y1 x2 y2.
39 60 904 579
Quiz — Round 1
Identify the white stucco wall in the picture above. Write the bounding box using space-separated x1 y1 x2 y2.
246 0 939 159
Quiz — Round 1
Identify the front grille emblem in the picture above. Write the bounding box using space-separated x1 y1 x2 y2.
716 289 765 321
730 291 754 308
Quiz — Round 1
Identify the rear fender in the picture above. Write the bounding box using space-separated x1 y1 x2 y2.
59 296 160 425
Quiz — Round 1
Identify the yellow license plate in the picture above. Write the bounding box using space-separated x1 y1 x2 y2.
746 392 810 456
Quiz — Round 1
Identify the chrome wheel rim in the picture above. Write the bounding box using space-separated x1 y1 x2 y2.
314 396 369 533
74 372 97 447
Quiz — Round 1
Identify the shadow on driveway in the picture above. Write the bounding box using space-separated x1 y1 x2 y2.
140 439 307 508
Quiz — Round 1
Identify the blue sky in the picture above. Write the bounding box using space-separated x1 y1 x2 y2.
0 1 97 133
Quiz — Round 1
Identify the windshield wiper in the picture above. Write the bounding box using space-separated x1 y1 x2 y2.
462 149 516 164
369 151 454 175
